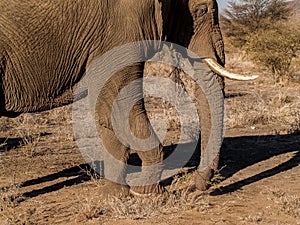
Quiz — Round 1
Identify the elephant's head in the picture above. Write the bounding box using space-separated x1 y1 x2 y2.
158 0 257 81
188 0 225 64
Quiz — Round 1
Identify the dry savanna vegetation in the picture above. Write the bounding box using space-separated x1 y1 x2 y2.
1 0 300 224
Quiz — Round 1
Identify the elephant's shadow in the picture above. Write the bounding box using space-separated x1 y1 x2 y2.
211 132 300 195
0 137 24 152
128 132 300 195
0 132 52 152
1 133 299 201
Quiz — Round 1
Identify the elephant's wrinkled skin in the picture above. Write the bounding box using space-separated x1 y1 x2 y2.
0 0 226 196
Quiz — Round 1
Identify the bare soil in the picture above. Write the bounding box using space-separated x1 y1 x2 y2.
0 60 299 225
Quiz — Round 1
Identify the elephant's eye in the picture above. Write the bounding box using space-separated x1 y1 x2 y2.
193 4 208 17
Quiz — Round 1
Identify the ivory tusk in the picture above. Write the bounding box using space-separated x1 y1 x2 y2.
203 58 259 81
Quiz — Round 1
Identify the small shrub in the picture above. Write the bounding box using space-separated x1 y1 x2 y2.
221 0 291 48
245 21 300 82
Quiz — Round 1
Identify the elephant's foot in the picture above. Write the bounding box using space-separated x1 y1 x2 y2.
130 183 165 197
195 167 213 191
102 179 130 198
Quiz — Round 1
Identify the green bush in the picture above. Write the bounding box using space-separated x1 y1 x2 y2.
221 0 291 48
245 21 300 82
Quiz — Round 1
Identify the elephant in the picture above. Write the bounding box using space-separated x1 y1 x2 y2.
0 0 257 196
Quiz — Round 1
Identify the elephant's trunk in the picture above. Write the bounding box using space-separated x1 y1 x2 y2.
189 60 224 191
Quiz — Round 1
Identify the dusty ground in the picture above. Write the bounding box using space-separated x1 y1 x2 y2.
0 58 300 224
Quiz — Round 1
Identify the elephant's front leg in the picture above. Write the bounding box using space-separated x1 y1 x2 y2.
98 126 131 197
94 63 164 197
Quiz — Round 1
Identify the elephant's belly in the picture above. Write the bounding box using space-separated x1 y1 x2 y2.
2 86 80 115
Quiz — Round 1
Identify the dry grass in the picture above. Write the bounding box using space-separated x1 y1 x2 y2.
77 173 211 222
224 52 300 133
267 187 300 221
239 214 263 223
0 184 36 225
288 112 300 135
290 57 300 83
225 91 300 130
